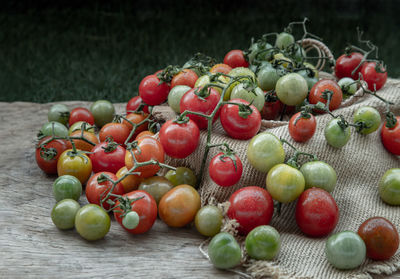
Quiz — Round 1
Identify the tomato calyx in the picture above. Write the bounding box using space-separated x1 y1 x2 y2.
294 106 313 126
193 86 213 101
281 138 318 169
39 146 58 160
101 137 119 153
66 139 91 163
157 65 181 84
385 112 398 129
217 145 239 171
113 195 144 216
184 52 216 76
173 114 190 125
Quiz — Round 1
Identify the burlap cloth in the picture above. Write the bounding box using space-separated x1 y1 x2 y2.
153 78 400 279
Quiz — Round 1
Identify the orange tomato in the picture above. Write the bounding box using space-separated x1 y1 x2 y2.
210 63 232 75
70 131 99 152
171 69 198 88
99 123 130 145
116 166 143 192
135 130 155 140
122 113 149 139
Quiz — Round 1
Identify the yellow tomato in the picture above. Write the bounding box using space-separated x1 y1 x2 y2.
57 149 92 184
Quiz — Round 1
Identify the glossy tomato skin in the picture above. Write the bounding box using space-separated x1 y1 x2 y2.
75 204 111 241
210 63 232 75
138 176 174 204
90 100 115 128
126 96 150 114
116 166 143 193
261 99 283 120
227 186 274 235
70 131 99 152
114 190 158 234
159 119 200 159
57 149 92 184
139 75 170 106
36 136 71 174
195 205 223 237
171 69 198 88
99 123 130 146
360 62 387 91
379 168 400 205
358 217 399 260
324 118 351 148
381 116 400 155
179 87 220 129
122 112 149 140
90 142 126 174
208 232 242 269
288 112 317 142
69 107 95 126
309 79 343 112
295 188 339 237
220 98 261 140
224 49 248 68
335 52 364 80
209 152 243 187
164 167 197 188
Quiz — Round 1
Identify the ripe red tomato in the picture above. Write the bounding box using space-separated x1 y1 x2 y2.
86 172 125 210
224 50 249 68
179 87 220 130
126 96 150 114
99 123 131 146
335 52 364 80
139 75 170 106
358 217 399 260
135 130 154 141
121 112 149 139
114 190 157 234
159 119 200 159
220 98 261 140
360 62 388 91
288 112 317 142
69 107 95 126
381 116 400 155
227 186 274 235
210 63 232 75
295 188 339 237
261 99 283 120
209 152 243 187
90 141 126 174
309 79 343 112
35 136 71 174
171 69 198 88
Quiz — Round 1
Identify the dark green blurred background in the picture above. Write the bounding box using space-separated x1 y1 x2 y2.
1 0 399 103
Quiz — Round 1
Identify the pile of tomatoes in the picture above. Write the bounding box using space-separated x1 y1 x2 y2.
35 19 400 274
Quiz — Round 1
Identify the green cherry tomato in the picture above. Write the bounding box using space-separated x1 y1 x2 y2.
266 164 305 203
208 232 242 269
90 100 115 127
257 65 281 91
300 161 337 192
122 211 140 230
275 32 295 50
247 132 285 173
325 231 366 270
51 199 80 230
48 104 70 125
230 84 265 112
75 204 111 241
353 106 381 135
138 176 174 204
379 168 400 205
245 225 281 260
247 42 273 64
338 77 357 96
53 175 82 202
165 167 197 188
275 73 308 106
40 121 69 138
195 205 223 237
226 67 256 100
68 121 96 135
324 118 351 148
168 85 191 113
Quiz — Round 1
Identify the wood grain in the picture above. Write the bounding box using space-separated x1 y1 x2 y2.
0 102 398 279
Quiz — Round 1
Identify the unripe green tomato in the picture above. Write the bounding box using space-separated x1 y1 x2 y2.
75 204 111 241
338 77 357 96
226 67 256 101
68 121 96 135
208 232 241 269
296 69 318 90
275 32 295 50
90 100 115 127
194 75 230 96
324 118 351 148
40 121 69 137
257 65 281 91
379 168 400 205
51 199 80 230
195 205 223 237
353 106 381 135
300 161 337 192
230 84 265 112
275 73 308 106
168 85 191 113
245 225 280 260
53 175 82 202
164 167 197 188
138 176 174 204
122 211 140 230
247 42 273 64
48 104 70 125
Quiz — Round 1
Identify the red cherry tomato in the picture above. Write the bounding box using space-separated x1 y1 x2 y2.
159 119 200 159
86 172 125 210
35 136 71 174
69 107 95 126
224 50 249 68
288 112 317 142
122 112 149 140
358 217 399 260
261 99 283 120
309 79 343 112
171 69 198 88
227 186 274 235
220 98 261 140
139 74 170 106
295 188 339 237
114 190 157 234
179 87 220 130
209 152 243 187
126 96 150 114
335 52 364 80
381 116 400 155
99 123 131 146
90 141 126 174
360 62 388 91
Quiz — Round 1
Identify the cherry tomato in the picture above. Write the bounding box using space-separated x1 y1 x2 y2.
86 172 125 210
381 116 400 155
138 176 174 204
296 188 339 237
139 74 170 106
227 186 274 235
35 136 71 174
335 52 364 80
230 84 265 112
167 85 191 113
245 225 281 260
135 130 154 140
164 167 197 188
220 98 261 140
208 232 241 269
275 73 308 106
48 104 70 125
257 65 281 91
360 61 387 91
122 112 149 139
275 32 295 49
125 137 165 178
53 175 82 202
68 121 95 135
51 199 80 230
90 100 115 127
324 118 351 148
126 96 150 114
379 168 400 205
195 205 223 237
75 204 111 241
116 166 143 193
90 141 126 174
114 190 157 234
358 217 399 260
40 121 69 138
309 79 343 112
57 149 92 184
69 107 95 126
261 98 283 120
288 112 317 142
171 69 198 88
223 49 248 68
353 106 381 135
179 87 220 130
300 161 337 193
159 119 200 159
70 130 99 152
158 184 201 227
210 63 232 75
99 123 130 146
209 152 243 187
